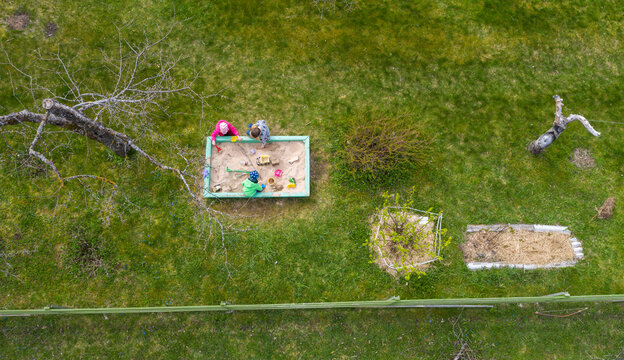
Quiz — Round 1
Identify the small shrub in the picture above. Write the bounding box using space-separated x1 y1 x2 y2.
336 112 433 184
366 187 450 280
383 206 429 256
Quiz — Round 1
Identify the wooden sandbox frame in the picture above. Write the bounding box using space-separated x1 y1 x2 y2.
203 135 310 198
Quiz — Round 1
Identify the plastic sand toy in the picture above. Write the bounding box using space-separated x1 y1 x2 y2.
274 169 283 177
226 167 251 173
256 155 271 166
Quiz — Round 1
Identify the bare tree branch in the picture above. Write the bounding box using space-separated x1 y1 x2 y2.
528 95 601 154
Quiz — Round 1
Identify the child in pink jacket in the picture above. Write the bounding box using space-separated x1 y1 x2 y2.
211 120 240 146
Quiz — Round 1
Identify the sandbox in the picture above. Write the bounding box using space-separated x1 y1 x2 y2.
462 224 584 270
203 136 310 198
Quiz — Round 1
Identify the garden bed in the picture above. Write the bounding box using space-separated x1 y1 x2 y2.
462 224 584 270
369 207 442 277
203 136 310 198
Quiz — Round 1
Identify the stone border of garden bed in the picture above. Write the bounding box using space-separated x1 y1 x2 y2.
465 224 584 271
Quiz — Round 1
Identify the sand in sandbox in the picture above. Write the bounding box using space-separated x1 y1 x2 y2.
208 141 306 194
462 228 575 265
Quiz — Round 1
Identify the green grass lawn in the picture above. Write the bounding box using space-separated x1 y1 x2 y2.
2 304 624 359
2 0 624 357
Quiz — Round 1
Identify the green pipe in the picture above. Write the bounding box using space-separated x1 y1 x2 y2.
1 294 623 317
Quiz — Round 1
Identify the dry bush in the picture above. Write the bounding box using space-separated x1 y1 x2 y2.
337 113 433 183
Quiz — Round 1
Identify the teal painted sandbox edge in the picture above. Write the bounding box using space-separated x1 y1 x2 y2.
203 136 310 198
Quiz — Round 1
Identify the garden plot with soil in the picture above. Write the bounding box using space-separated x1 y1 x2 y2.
461 224 584 270
204 136 309 198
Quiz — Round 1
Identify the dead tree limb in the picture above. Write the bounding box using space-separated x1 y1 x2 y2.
528 95 601 154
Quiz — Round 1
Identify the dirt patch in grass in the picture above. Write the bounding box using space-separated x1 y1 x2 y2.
309 152 328 183
211 196 310 220
571 148 595 169
7 13 30 31
597 197 615 219
44 21 58 37
462 228 575 265
370 212 436 277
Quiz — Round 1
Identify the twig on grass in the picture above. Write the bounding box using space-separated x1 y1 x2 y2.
535 307 589 318
450 311 480 360
0 254 23 283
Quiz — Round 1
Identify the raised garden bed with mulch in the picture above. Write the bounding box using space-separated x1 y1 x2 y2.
461 224 584 270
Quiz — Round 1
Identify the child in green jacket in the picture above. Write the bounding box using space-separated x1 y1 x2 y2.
242 170 265 197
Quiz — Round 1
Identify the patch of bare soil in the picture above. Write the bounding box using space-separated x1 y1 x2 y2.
45 21 58 37
462 228 575 265
370 212 436 277
309 152 328 183
571 148 595 169
211 197 309 222
597 197 615 219
7 13 30 31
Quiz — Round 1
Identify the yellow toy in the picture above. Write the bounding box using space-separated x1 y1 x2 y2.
256 155 271 166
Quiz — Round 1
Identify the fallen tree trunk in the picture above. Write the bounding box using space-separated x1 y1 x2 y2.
0 100 132 157
42 99 132 157
528 95 601 155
